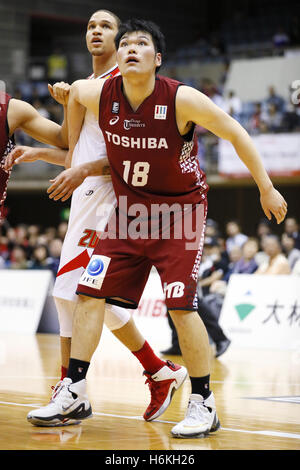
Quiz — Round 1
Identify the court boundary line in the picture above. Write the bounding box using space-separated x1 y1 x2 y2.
1 376 300 387
0 400 299 441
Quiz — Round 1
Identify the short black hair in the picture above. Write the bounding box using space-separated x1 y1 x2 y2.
115 18 166 72
93 9 121 28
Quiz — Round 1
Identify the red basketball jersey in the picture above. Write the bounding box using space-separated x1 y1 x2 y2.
0 92 14 219
98 75 208 210
0 91 13 159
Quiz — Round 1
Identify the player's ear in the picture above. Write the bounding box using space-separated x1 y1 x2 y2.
155 52 162 69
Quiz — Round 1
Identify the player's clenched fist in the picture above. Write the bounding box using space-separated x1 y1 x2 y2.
48 82 71 106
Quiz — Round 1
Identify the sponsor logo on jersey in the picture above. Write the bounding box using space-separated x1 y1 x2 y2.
87 257 104 276
109 116 120 125
105 131 168 149
163 281 185 298
85 190 94 196
123 119 146 131
79 255 111 290
112 101 119 114
154 105 168 120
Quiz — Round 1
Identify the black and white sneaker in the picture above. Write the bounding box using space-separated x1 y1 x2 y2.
27 378 92 427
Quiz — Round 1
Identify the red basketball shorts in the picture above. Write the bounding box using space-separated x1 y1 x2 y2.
76 201 207 311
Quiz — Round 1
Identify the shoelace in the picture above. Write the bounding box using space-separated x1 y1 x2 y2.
50 381 64 402
185 399 208 423
144 375 175 405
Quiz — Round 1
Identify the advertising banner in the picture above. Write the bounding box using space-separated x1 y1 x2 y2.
219 274 300 349
218 133 300 177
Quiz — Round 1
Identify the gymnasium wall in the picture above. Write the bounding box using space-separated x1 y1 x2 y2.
224 55 300 102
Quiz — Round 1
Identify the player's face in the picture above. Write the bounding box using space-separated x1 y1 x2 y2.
86 11 118 57
117 31 161 78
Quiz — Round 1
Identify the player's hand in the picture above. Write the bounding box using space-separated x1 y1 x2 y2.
4 146 40 170
48 82 71 106
260 186 288 224
47 167 85 202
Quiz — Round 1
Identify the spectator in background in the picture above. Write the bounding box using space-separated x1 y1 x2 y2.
44 226 58 244
281 233 300 270
6 245 28 269
198 237 229 297
222 245 243 282
205 218 220 239
211 238 259 299
264 86 285 113
57 221 68 241
255 219 273 266
255 235 290 274
225 220 248 254
272 26 290 49
0 254 5 269
256 218 273 240
218 59 230 94
201 79 225 110
232 238 259 274
284 217 300 249
223 90 242 119
263 103 283 133
247 102 268 134
32 99 50 120
48 238 63 277
28 244 52 270
28 224 40 238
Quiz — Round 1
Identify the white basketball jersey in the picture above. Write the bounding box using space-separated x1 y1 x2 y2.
71 65 120 174
53 64 120 302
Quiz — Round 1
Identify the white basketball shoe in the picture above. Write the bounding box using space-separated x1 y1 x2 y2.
27 378 92 427
171 392 220 438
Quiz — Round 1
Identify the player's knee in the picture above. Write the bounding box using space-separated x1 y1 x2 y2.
104 303 131 331
54 296 76 338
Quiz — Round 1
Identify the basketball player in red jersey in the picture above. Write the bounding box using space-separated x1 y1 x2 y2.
0 90 68 219
29 19 287 438
6 11 187 427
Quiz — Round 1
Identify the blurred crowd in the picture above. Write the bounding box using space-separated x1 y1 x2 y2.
198 216 300 298
162 215 300 357
196 80 300 135
2 214 299 358
0 221 68 277
1 215 299 280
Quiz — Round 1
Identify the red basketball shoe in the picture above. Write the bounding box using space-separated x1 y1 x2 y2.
143 360 188 421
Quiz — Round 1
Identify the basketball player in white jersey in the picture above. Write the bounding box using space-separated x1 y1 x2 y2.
7 10 187 426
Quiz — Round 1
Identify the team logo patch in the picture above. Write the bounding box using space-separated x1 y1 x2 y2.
123 119 146 130
111 101 120 114
163 281 185 299
79 255 111 290
154 105 168 120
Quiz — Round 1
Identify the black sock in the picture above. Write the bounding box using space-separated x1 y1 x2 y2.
67 358 90 383
190 375 211 399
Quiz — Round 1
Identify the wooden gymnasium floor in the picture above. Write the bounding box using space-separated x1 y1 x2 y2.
0 330 299 451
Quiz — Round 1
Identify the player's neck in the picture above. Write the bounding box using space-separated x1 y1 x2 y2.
92 54 117 78
122 75 156 112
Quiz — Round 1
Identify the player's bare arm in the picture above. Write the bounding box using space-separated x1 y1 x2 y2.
47 158 110 202
7 99 68 149
4 146 67 170
68 79 105 159
176 86 287 224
